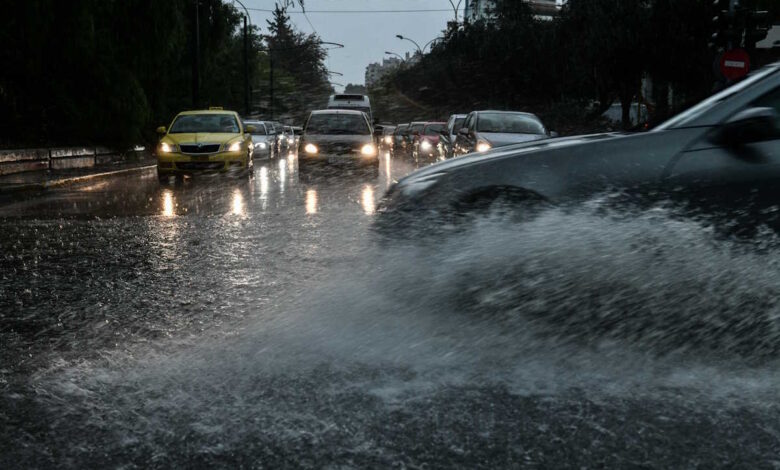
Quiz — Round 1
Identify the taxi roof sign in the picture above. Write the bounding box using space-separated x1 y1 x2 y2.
208 106 224 110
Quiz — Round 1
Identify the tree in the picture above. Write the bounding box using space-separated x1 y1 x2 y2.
344 84 368 94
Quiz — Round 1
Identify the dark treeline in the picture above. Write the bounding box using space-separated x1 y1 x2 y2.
373 0 778 132
0 1 328 149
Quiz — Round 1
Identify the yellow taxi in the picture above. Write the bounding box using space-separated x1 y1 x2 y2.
155 108 255 183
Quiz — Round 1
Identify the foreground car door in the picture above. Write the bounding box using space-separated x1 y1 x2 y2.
666 86 780 231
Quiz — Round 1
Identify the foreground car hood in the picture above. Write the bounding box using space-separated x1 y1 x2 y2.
399 133 622 183
480 132 547 147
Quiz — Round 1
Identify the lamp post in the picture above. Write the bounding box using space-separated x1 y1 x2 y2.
395 34 422 55
233 0 252 116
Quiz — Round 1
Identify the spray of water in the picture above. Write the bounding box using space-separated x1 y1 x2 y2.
14 201 780 466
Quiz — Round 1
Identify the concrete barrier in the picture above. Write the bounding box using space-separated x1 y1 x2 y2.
0 146 124 176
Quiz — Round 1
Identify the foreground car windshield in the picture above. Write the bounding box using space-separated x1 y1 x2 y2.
306 114 369 135
477 113 545 134
170 114 240 133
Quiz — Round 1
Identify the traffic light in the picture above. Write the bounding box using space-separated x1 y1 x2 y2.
745 9 772 49
711 0 738 49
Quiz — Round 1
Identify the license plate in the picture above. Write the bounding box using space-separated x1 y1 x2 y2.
328 156 347 164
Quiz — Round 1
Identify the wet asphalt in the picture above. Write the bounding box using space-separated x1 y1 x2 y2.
2 151 780 468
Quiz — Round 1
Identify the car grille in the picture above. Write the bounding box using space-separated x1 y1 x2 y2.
319 143 355 155
176 161 224 171
180 143 221 154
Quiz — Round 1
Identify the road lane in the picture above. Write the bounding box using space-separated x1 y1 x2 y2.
2 151 780 467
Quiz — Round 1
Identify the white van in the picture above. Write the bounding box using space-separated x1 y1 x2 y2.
327 94 372 122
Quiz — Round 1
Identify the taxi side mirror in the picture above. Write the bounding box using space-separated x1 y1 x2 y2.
458 127 469 136
245 125 257 134
156 126 167 135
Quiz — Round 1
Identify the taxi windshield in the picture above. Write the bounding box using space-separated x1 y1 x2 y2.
170 114 240 134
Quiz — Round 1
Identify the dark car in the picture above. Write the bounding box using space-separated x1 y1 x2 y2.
379 64 780 236
453 111 551 156
298 109 378 173
391 124 409 157
438 114 467 160
412 122 446 161
404 121 426 157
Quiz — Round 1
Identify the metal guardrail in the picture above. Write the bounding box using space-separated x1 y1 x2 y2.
0 147 123 176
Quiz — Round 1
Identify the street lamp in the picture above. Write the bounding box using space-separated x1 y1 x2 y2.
395 34 422 55
233 0 252 116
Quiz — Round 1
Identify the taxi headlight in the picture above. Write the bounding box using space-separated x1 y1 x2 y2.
476 140 492 152
228 142 242 152
361 144 377 156
420 140 432 150
304 143 318 155
160 142 176 153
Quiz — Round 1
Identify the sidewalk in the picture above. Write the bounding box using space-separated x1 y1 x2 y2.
0 159 156 195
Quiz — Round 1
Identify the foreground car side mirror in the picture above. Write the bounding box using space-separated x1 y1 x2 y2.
717 107 779 147
156 126 167 135
549 131 559 138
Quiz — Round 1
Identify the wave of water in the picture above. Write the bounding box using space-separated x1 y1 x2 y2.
11 201 780 466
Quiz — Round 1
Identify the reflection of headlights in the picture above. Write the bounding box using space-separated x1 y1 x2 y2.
476 141 491 152
304 143 318 155
384 136 392 144
228 142 242 152
399 172 446 197
255 142 267 150
160 142 176 153
361 144 377 156
420 140 432 151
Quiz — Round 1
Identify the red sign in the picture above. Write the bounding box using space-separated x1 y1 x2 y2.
720 48 751 81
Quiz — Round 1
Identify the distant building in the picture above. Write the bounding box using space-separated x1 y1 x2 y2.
464 0 567 21
364 56 402 87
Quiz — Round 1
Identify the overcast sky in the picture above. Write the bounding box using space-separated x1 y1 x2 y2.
243 0 460 91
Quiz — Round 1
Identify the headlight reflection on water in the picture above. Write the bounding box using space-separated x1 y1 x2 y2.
361 185 375 215
305 189 318 214
162 190 175 217
231 189 245 216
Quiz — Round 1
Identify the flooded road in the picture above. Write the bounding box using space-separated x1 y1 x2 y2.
2 152 780 468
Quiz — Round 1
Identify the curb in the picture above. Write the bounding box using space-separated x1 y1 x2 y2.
0 164 156 195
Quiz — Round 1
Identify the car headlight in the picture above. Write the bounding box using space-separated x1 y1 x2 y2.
384 136 392 144
159 142 176 153
420 140 432 150
399 172 446 197
228 142 243 152
304 143 318 155
255 142 267 150
287 137 294 144
361 144 377 157
476 140 491 152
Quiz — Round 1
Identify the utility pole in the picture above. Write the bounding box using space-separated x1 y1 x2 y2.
269 52 275 120
243 15 250 116
192 0 200 108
